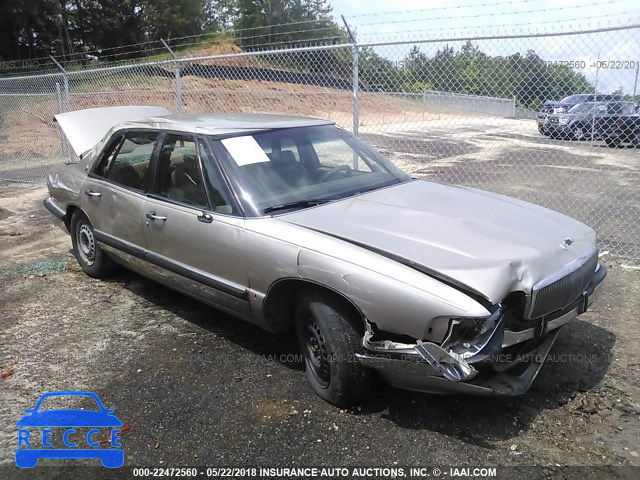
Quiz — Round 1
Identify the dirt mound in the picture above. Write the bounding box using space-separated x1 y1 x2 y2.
178 41 243 59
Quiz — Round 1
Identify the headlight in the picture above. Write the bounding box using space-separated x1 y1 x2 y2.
427 305 504 351
559 116 571 125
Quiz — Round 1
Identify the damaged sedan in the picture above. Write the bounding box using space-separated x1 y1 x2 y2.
45 106 606 406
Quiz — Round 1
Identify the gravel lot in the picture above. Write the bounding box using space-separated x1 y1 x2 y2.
0 121 639 479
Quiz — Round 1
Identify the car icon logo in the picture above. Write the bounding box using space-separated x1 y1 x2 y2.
15 391 124 468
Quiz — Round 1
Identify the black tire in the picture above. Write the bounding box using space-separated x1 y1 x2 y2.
295 291 371 407
605 137 621 148
572 125 586 140
70 211 114 278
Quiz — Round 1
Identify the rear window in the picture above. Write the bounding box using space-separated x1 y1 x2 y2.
101 132 158 190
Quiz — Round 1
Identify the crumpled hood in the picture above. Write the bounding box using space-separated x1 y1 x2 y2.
281 180 596 303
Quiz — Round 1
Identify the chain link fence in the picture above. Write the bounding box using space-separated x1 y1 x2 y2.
1 24 639 258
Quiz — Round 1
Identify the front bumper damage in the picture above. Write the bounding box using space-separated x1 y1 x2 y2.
355 263 607 395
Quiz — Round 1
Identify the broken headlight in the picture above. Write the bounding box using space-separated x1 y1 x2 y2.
430 305 505 360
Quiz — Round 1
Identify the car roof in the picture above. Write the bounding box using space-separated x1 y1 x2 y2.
55 107 335 157
119 113 334 136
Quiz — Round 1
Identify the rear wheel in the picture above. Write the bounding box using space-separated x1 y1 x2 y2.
70 211 114 278
295 291 371 407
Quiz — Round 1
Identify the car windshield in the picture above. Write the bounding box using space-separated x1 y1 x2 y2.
568 103 596 113
560 95 588 103
209 125 411 215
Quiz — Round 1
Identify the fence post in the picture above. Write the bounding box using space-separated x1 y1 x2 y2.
55 82 68 159
591 53 600 146
161 38 183 113
342 16 359 137
50 56 70 111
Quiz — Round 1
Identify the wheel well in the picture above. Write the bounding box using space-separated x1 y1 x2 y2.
263 279 365 334
65 205 80 231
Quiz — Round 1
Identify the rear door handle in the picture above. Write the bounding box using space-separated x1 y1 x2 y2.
146 212 167 221
84 190 101 197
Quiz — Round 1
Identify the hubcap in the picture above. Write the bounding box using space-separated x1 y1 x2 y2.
77 223 96 266
574 128 584 140
304 318 331 388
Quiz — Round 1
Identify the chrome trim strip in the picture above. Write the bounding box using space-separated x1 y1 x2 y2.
94 229 248 300
502 306 579 348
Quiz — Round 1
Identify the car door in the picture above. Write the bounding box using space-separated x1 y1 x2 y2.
80 130 160 259
141 133 251 318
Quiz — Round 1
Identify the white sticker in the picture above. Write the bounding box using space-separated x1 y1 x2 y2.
221 136 271 166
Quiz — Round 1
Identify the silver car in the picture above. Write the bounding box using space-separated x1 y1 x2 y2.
45 106 606 407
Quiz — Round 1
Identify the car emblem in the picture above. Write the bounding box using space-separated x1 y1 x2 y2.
561 237 574 249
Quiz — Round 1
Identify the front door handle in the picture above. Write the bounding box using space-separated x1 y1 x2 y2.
146 212 167 221
84 190 101 197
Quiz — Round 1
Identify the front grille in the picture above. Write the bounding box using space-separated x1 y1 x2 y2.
527 251 598 319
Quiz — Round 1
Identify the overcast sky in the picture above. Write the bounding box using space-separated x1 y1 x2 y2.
327 0 640 94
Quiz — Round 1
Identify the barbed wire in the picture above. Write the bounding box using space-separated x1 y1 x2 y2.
1 4 639 74
352 0 635 28
0 18 339 66
356 12 637 40
0 28 342 69
347 0 632 18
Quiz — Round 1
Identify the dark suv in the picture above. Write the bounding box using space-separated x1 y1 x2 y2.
543 101 637 140
537 94 624 134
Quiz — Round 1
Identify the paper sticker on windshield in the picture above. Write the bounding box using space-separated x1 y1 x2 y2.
221 136 271 166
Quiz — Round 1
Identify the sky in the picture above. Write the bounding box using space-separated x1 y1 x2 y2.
326 0 640 94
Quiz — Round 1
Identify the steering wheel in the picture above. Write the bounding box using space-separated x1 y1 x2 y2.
320 164 352 182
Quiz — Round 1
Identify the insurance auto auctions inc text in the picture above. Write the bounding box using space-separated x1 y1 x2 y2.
210 466 498 478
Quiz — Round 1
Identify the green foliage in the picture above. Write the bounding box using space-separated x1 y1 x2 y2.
398 42 595 109
0 0 345 66
145 0 208 40
233 0 344 49
0 0 63 60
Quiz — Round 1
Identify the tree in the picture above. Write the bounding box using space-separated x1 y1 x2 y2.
0 0 63 60
233 0 342 49
144 0 207 40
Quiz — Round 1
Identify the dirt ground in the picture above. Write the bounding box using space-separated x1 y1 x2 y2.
0 178 638 479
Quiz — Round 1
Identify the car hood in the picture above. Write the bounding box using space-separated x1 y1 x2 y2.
281 180 596 303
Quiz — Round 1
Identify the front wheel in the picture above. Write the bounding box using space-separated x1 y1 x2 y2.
572 126 586 140
295 291 371 407
70 211 114 278
605 137 621 148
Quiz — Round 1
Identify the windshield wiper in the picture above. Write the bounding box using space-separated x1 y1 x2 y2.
263 199 331 214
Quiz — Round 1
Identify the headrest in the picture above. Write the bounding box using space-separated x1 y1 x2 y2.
269 150 297 164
